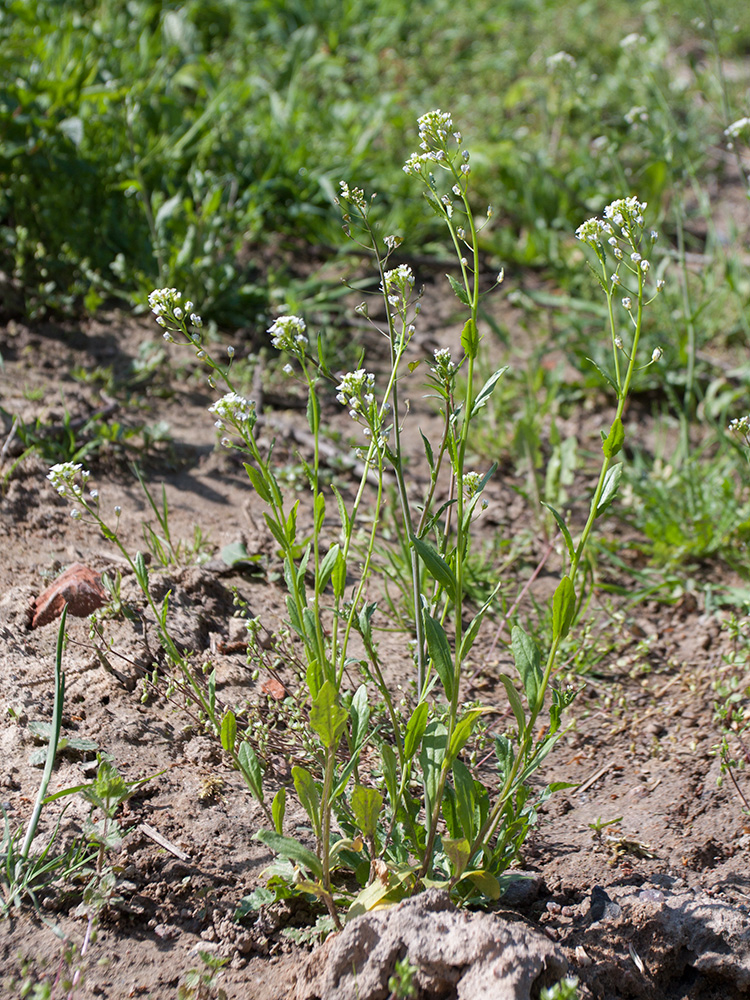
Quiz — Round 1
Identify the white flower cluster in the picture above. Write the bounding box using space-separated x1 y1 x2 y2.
267 315 307 354
432 347 456 383
209 392 257 434
625 106 649 126
729 415 750 437
462 471 482 496
47 462 90 497
148 288 202 335
546 51 576 70
338 181 367 210
418 109 454 145
725 117 750 140
403 109 463 175
47 463 117 522
381 264 415 309
336 369 376 418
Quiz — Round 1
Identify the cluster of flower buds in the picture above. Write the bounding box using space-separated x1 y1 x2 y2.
148 288 202 341
209 392 257 447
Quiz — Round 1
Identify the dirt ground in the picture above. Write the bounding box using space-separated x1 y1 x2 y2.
1 287 750 1000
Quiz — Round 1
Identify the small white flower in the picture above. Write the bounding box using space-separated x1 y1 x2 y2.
640 259 650 272
190 314 203 328
174 307 183 320
114 505 122 517
611 273 621 285
621 297 632 310
71 509 82 520
614 336 624 349
651 347 663 362
656 278 666 291
227 346 235 358
283 363 294 375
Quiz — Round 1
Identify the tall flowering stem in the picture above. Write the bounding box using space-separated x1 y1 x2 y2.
470 196 665 856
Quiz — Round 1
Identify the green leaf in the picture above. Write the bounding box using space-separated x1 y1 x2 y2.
349 685 370 750
420 430 435 473
238 741 264 802
381 743 398 808
404 702 429 761
447 273 470 305
602 417 624 458
460 316 479 358
331 484 350 536
310 681 347 749
464 870 501 899
552 576 576 641
443 837 471 879
220 710 236 752
596 462 623 516
244 463 271 502
317 543 341 591
511 626 543 713
541 502 575 563
331 550 346 599
272 788 286 835
419 721 447 818
412 536 456 602
446 708 484 766
497 675 526 732
285 501 299 544
314 491 325 534
255 830 322 879
292 765 321 840
494 735 515 779
452 760 477 842
219 540 262 570
264 512 287 549
352 784 383 839
423 613 454 702
586 357 618 394
471 366 509 417
307 390 320 436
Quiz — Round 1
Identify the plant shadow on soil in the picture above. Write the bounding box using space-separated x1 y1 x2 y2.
2 295 750 1000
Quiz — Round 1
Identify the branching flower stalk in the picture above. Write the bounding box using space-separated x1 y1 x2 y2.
470 196 666 858
47 436 272 825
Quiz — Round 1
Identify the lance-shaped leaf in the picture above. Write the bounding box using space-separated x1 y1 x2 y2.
293 765 321 840
596 462 623 517
412 536 456 603
272 787 286 835
423 612 454 702
601 417 624 458
255 829 322 879
310 681 347 749
511 626 543 712
552 575 576 641
541 501 575 563
352 784 383 839
220 709 236 753
404 702 429 761
461 316 479 358
471 367 509 416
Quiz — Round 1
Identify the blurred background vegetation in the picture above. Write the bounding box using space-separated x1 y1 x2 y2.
1 0 748 325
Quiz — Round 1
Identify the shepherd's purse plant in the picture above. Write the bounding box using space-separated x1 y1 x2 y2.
47 111 667 927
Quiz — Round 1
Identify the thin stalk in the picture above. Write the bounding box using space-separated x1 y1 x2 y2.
20 607 68 863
